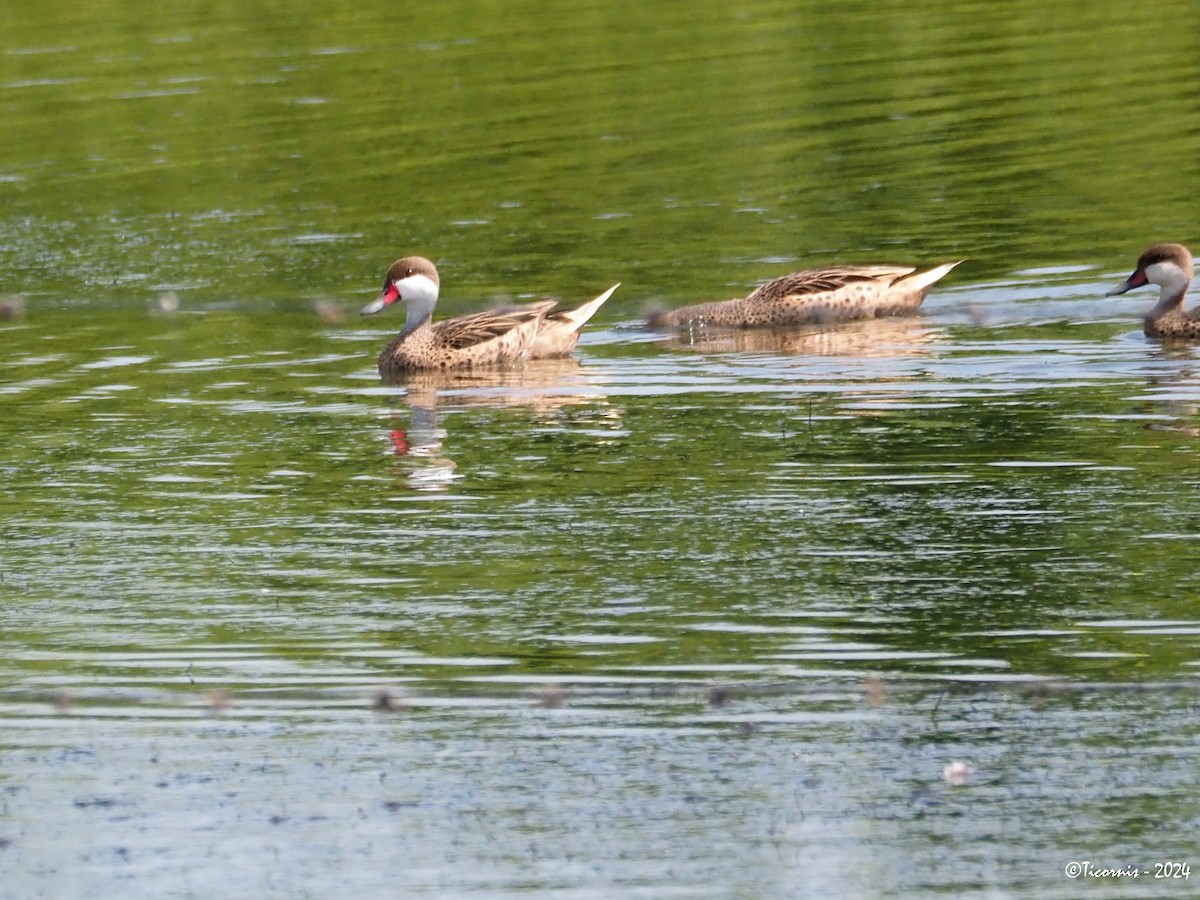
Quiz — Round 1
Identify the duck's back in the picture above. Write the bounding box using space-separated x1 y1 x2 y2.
648 263 954 330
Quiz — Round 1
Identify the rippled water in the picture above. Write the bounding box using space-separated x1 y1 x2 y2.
4 0 1200 897
6 276 1200 897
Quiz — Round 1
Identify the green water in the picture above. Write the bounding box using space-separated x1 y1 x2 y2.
3 1 1200 897
4 0 1198 304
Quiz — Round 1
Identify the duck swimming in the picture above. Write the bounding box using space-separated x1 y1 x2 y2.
647 260 960 330
1106 243 1200 339
361 256 618 375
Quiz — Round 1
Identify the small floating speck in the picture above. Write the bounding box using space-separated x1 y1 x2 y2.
0 296 25 321
863 675 886 707
372 687 404 712
942 761 974 785
535 683 566 708
707 684 734 707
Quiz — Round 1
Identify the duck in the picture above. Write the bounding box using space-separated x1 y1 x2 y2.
1106 243 1200 339
647 260 960 330
361 256 619 375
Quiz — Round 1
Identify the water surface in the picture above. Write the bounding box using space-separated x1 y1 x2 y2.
3 1 1200 897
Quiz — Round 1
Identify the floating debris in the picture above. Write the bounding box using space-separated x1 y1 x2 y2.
535 683 566 708
0 296 25 321
708 684 734 708
863 675 887 707
372 687 403 712
942 761 974 786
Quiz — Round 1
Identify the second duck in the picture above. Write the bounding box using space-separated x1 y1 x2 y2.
648 259 960 330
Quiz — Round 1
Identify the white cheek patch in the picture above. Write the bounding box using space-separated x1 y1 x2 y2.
1145 261 1171 280
399 274 439 304
1145 260 1189 287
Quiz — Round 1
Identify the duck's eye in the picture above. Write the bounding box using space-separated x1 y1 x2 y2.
405 268 414 278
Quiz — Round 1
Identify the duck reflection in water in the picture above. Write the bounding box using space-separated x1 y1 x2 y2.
656 315 943 358
385 400 454 491
380 358 614 491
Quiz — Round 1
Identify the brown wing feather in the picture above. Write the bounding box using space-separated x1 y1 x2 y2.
748 265 916 303
431 301 556 350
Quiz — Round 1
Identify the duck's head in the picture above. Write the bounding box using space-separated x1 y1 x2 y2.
361 256 440 316
1107 243 1194 299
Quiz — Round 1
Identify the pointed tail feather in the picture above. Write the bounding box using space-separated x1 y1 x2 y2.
556 283 620 333
900 260 963 294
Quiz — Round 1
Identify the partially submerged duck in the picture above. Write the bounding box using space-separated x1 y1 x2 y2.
647 260 960 330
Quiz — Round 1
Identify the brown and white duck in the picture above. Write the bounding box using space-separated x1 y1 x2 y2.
647 260 960 330
1106 243 1200 339
361 256 619 375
